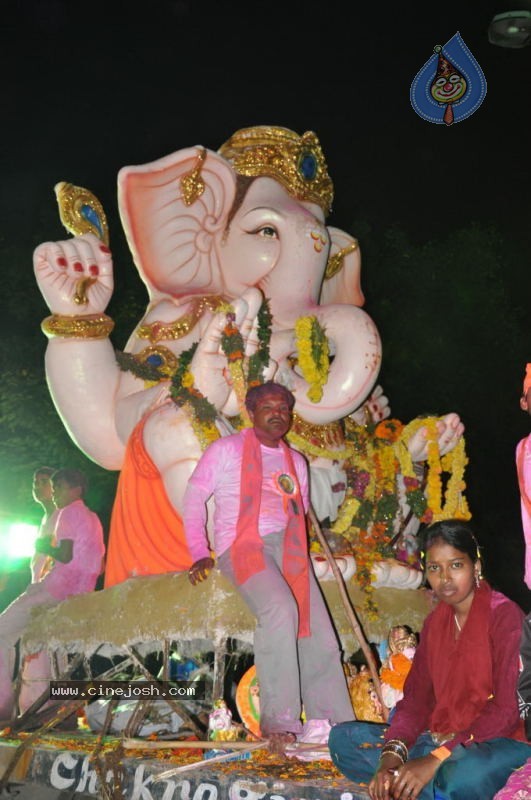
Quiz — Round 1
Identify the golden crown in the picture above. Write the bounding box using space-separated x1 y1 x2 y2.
218 126 334 215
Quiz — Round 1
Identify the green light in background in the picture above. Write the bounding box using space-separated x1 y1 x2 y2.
5 523 39 559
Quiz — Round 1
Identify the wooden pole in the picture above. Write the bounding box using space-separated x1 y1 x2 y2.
308 507 388 722
123 738 261 750
151 741 266 780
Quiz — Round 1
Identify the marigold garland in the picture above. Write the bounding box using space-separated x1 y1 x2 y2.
326 415 471 617
425 418 444 517
332 497 361 534
294 316 330 403
220 309 245 363
220 308 252 426
247 300 273 387
400 417 471 522
169 343 221 451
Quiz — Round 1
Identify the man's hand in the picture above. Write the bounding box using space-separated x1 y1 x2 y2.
34 536 52 554
188 557 215 585
34 537 73 564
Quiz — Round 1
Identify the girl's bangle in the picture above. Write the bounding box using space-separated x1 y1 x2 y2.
380 738 408 763
430 746 451 762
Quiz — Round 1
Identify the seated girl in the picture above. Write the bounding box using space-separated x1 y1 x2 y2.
329 519 530 800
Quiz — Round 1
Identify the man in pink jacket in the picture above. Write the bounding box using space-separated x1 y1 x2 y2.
183 381 354 752
0 469 105 720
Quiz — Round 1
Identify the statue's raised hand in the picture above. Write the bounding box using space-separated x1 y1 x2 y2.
191 287 270 413
33 233 114 315
350 385 391 425
407 412 465 462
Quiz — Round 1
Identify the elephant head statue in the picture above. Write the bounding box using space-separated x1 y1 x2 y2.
115 126 381 424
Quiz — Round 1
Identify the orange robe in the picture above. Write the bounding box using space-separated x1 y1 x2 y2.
104 416 193 587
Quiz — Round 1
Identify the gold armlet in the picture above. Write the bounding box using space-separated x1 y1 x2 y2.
41 314 114 340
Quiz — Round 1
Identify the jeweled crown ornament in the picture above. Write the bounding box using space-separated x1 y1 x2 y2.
218 126 334 215
55 181 109 245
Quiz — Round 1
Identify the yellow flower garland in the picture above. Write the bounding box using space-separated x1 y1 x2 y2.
181 370 194 389
227 360 252 428
441 438 471 520
393 438 418 481
294 316 330 403
332 497 361 535
186 405 220 451
425 417 444 517
399 417 471 522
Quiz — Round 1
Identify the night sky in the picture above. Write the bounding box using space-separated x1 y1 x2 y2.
2 0 531 608
4 1 531 237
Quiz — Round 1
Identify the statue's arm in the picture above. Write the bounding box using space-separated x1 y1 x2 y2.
34 233 126 468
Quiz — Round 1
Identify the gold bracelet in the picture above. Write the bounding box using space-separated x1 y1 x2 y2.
41 314 115 340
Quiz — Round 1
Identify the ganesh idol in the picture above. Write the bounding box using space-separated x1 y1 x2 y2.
33 125 464 586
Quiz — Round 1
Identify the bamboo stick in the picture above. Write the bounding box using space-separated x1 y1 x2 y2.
123 737 330 752
285 742 329 750
151 742 266 780
123 738 263 750
309 506 388 722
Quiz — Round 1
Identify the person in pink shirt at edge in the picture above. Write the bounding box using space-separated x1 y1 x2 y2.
30 466 60 584
517 363 531 591
0 468 105 721
183 381 354 753
17 466 61 713
491 364 531 799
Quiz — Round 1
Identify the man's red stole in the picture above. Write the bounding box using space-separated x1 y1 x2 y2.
427 581 494 733
230 427 310 638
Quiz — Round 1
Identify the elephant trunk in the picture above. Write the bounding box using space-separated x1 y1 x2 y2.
271 304 382 425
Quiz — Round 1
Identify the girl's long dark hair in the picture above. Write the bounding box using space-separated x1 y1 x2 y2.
421 519 481 566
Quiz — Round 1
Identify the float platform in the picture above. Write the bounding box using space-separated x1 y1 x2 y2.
0 731 371 800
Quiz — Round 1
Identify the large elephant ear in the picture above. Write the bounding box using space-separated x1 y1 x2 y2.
117 147 237 298
319 227 364 307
